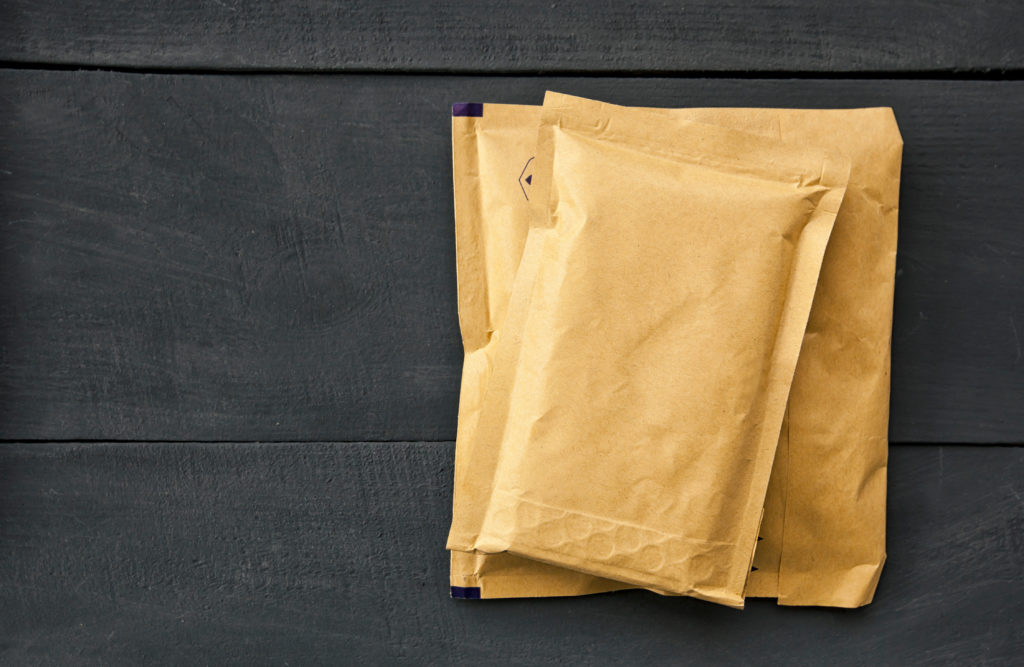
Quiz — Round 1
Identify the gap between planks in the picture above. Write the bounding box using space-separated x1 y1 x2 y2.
1 60 1023 80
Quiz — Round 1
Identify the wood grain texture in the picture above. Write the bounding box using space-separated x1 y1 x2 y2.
0 442 1020 664
0 1 1022 73
1 70 1022 443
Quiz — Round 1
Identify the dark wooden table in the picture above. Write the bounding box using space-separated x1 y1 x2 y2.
1 2 1021 664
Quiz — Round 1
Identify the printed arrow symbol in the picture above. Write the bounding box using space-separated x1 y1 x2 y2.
519 156 535 201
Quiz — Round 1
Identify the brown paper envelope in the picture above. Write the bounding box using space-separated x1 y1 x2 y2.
448 101 900 607
449 103 781 600
448 92 849 608
768 108 901 606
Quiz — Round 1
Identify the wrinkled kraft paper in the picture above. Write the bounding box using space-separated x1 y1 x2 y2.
449 102 781 601
447 97 901 607
447 92 850 608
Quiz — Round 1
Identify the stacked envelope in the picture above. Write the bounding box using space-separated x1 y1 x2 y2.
445 92 902 608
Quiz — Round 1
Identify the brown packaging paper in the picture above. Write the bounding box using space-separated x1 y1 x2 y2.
448 98 901 608
758 108 902 605
448 100 902 607
449 103 781 600
447 92 850 608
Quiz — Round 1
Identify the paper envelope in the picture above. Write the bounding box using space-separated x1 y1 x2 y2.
446 91 872 606
448 94 901 607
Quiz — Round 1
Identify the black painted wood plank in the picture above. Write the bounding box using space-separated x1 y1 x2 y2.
0 442 1020 664
1 1 1022 73
0 71 1021 443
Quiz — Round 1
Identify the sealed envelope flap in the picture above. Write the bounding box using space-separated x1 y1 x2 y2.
448 92 849 607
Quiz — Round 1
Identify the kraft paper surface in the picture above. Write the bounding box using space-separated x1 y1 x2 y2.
447 92 849 608
448 95 900 607
449 103 781 601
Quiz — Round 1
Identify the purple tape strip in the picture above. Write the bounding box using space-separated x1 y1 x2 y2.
452 103 484 117
450 586 482 599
